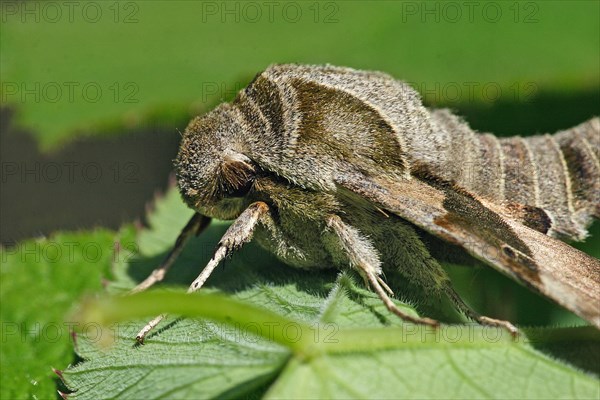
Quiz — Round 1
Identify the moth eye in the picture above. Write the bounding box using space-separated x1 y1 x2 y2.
218 155 256 198
223 178 254 198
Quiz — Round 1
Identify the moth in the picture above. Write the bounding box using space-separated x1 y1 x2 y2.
133 64 600 342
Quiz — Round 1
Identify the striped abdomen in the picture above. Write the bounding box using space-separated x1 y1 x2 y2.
430 111 599 241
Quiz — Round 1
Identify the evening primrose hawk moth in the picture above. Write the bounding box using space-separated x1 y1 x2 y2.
134 64 600 342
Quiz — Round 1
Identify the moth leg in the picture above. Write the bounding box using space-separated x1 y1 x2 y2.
377 276 395 297
135 202 269 343
444 286 519 336
327 215 438 327
357 269 394 296
131 213 210 294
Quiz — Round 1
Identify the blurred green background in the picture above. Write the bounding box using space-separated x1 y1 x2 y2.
1 1 599 399
2 0 599 243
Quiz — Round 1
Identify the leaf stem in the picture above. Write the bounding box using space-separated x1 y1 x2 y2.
73 291 318 354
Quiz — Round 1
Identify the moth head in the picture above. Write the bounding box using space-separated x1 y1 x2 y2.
175 104 256 220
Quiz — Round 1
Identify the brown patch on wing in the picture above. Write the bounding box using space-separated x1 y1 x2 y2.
412 162 537 263
499 245 541 287
413 159 553 236
502 202 552 234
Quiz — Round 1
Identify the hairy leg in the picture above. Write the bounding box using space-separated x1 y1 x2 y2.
135 202 270 343
372 217 519 335
327 214 518 334
326 215 438 327
444 285 518 335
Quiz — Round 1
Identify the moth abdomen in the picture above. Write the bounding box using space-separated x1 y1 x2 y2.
554 118 600 219
523 118 599 240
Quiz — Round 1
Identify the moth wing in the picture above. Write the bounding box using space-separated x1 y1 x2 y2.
335 171 600 328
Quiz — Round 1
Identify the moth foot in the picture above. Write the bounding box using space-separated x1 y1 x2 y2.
386 303 440 328
410 316 440 328
135 314 166 344
131 269 166 294
376 276 394 297
478 316 519 338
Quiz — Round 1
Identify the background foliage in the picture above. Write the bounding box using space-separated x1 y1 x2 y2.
1 1 599 399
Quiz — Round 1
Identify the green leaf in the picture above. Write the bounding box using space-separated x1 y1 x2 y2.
60 186 600 399
2 1 598 148
67 291 600 399
0 227 136 400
